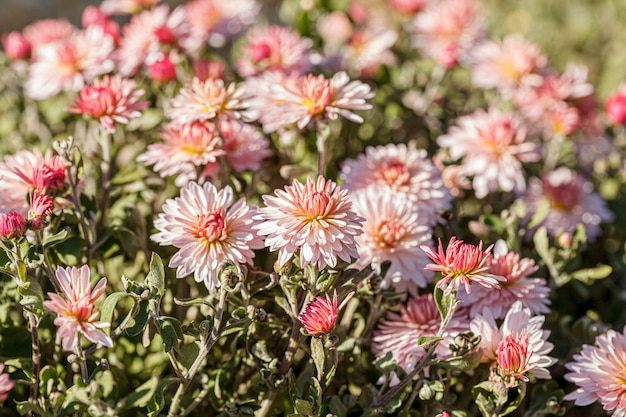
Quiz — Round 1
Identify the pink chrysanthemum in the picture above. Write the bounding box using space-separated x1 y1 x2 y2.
237 25 312 77
185 0 259 47
0 212 26 240
0 363 14 403
412 0 485 68
606 83 626 125
388 0 429 14
168 77 251 125
22 19 76 52
343 26 398 77
460 242 551 319
520 167 614 241
2 31 31 61
470 34 547 96
28 191 54 230
470 301 555 383
299 289 355 336
421 236 504 296
211 119 271 173
372 294 469 372
67 74 149 132
100 0 160 15
564 325 626 416
437 108 539 198
248 71 374 133
340 143 451 226
137 121 224 185
152 182 264 290
43 265 113 353
255 176 363 270
0 148 67 216
25 26 115 100
350 186 433 293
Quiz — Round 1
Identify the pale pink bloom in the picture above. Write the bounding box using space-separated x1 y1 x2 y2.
299 289 354 335
317 12 353 47
0 148 67 216
388 0 428 14
28 192 54 230
372 294 469 372
2 31 31 60
168 77 251 125
350 186 433 292
437 108 539 198
460 241 550 319
67 74 149 132
0 363 14 403
0 212 26 240
43 265 113 352
520 167 614 241
137 121 225 186
185 0 259 47
22 19 76 52
248 71 374 133
433 153 472 199
422 236 504 296
343 26 398 77
470 301 555 382
340 143 451 226
237 25 313 77
152 182 264 290
100 0 160 15
211 119 271 173
606 83 626 125
470 34 547 96
564 325 626 415
82 6 120 44
412 0 485 68
256 176 363 270
25 26 115 100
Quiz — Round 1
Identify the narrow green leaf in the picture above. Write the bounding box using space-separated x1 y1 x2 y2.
434 286 454 322
43 227 70 247
146 252 165 294
100 292 133 335
159 319 179 352
126 300 150 337
417 335 443 348
571 265 612 284
527 199 550 229
311 337 325 382
294 399 313 415
219 317 252 338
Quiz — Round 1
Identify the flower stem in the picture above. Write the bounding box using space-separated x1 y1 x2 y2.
27 311 40 406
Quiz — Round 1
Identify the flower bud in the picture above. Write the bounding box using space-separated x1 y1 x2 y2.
0 212 26 240
2 31 31 60
149 56 177 82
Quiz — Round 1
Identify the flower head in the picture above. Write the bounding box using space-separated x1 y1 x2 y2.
28 192 54 230
2 31 31 60
0 212 26 240
606 84 626 125
100 0 160 15
151 182 264 290
0 363 14 403
43 265 113 352
256 176 363 270
299 289 354 335
422 236 504 296
564 325 626 415
184 0 259 47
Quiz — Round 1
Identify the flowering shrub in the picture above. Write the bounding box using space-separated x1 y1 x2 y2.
0 0 625 416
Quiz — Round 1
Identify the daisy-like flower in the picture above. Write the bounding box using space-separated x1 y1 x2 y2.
27 191 54 230
256 176 363 270
43 265 113 353
0 363 14 403
372 294 469 372
0 148 67 216
248 71 374 133
213 119 271 173
470 34 547 96
460 241 550 319
343 26 398 78
340 143 451 226
82 6 120 44
0 212 26 240
350 186 433 293
185 0 259 47
437 108 539 199
421 236 504 296
470 301 555 384
412 0 485 68
67 74 149 132
152 181 264 290
22 18 76 52
100 0 160 15
520 167 614 241
25 25 115 100
236 25 313 77
299 289 355 335
167 77 251 125
137 121 225 186
564 325 626 416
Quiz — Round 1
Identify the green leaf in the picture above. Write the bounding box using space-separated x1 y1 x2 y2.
435 351 481 371
19 277 44 311
527 199 550 229
100 292 133 335
328 396 347 417
43 227 70 247
374 352 397 372
417 335 443 348
159 319 179 353
146 377 179 417
219 317 252 338
571 265 612 284
434 286 454 323
118 375 159 410
146 252 165 295
311 337 326 381
294 399 313 415
173 297 214 309
126 300 150 337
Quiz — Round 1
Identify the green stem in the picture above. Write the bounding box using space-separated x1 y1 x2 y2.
27 311 40 409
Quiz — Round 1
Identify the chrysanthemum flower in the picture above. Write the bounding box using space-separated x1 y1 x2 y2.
152 182 264 290
248 71 374 133
412 0 485 68
299 289 354 335
388 0 428 14
82 6 120 44
422 236 504 296
25 26 115 100
520 167 614 241
437 108 539 198
372 294 469 372
137 121 224 185
0 212 26 240
22 18 76 51
606 83 626 125
343 26 398 77
100 0 160 15
350 186 433 292
0 363 14 403
470 301 555 384
564 325 626 416
28 192 54 230
43 265 113 352
185 0 259 47
340 143 451 226
67 74 149 132
2 31 31 60
256 176 363 270
214 119 271 173
460 241 551 319
236 25 312 77
168 77 251 125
